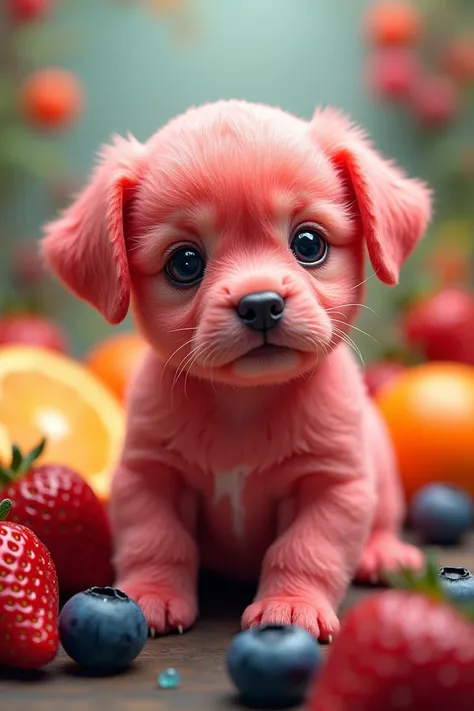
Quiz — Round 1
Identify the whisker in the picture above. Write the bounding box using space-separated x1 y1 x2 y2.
331 318 379 344
349 272 377 291
182 343 216 398
332 326 365 367
173 343 203 386
202 346 221 393
160 337 196 383
327 302 379 318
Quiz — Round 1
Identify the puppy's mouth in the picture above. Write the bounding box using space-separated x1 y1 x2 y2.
227 341 303 381
241 344 294 359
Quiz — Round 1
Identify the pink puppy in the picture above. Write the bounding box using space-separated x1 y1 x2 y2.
42 100 431 641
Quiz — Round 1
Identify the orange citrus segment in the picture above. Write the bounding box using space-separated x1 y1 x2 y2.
0 423 10 467
0 346 125 502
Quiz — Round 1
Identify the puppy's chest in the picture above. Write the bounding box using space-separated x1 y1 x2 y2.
162 397 341 506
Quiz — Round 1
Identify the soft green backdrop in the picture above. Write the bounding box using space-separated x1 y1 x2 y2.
5 0 429 358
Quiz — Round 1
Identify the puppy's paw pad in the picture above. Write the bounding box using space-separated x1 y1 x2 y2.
356 534 424 584
117 583 197 635
242 596 339 642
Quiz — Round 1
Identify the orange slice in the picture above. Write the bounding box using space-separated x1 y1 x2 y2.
0 346 125 503
0 422 10 467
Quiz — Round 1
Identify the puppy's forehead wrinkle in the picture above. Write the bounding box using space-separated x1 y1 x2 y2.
140 150 343 234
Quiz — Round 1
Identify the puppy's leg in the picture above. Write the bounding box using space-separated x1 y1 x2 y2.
355 403 424 583
242 475 375 641
110 463 199 635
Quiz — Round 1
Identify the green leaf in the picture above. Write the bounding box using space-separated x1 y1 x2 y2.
384 553 445 600
10 445 22 473
18 439 46 475
0 467 16 487
0 499 12 522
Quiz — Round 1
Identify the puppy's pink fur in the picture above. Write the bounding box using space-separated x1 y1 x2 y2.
42 101 431 639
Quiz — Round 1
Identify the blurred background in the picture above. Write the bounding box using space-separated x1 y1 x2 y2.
0 0 473 362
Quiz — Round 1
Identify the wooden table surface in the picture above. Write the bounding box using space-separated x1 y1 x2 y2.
2 537 473 711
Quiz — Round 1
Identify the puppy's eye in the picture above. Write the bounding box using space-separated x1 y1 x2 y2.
165 245 206 287
290 226 328 267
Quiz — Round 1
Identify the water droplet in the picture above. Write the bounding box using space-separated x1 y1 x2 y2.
157 667 181 689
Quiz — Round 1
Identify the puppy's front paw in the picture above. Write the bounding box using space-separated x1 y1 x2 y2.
356 532 425 584
117 582 197 636
242 595 339 642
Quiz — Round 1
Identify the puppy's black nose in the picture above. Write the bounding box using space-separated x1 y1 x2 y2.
236 291 285 332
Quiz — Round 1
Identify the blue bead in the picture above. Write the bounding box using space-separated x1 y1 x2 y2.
157 668 182 689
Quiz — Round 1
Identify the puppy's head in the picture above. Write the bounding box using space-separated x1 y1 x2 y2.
42 101 431 387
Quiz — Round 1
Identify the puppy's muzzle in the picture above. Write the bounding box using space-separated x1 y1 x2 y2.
236 291 285 332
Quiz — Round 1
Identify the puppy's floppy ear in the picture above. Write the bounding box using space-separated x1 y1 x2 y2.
42 134 146 324
310 108 432 285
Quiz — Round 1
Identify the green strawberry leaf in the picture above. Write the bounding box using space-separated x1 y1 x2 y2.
18 439 46 475
10 445 22 473
0 499 12 522
0 440 47 486
385 553 474 622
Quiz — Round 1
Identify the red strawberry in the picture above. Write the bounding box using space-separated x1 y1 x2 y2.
0 314 69 354
309 562 474 710
0 498 59 670
0 441 114 597
400 288 474 365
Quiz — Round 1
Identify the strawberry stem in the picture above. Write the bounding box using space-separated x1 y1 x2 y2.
384 552 445 601
0 498 12 521
0 439 46 487
16 439 46 475
385 553 474 623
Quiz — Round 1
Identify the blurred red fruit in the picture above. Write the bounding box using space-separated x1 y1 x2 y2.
442 35 474 83
7 0 54 22
410 74 459 128
365 2 422 46
364 360 405 397
20 68 84 131
368 47 419 100
0 315 69 355
400 288 474 365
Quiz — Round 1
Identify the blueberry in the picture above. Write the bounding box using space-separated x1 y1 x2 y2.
410 483 473 545
59 586 148 673
226 624 322 708
439 566 474 605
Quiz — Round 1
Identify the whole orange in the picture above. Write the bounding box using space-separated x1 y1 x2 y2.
376 362 474 501
20 68 84 131
84 332 148 403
